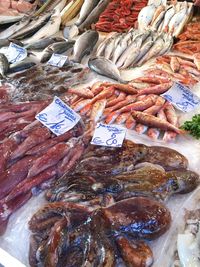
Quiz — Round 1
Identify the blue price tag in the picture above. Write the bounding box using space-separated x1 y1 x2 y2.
162 82 200 113
47 53 68 67
6 43 27 64
91 123 126 147
36 96 81 136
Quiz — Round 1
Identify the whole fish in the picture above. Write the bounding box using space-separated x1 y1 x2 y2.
96 32 116 57
133 36 154 65
137 35 165 66
79 0 110 31
116 32 150 69
158 33 173 55
24 37 64 50
88 57 126 83
104 33 120 60
151 9 166 31
76 0 100 26
73 30 99 63
40 40 75 63
0 16 30 40
11 13 51 40
8 61 36 74
138 4 157 31
0 53 9 78
161 5 176 32
168 3 188 35
24 10 61 44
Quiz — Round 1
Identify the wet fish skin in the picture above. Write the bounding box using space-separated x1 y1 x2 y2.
79 0 110 31
73 30 99 63
11 13 52 40
40 40 75 63
88 57 126 83
76 0 100 26
0 53 9 78
0 17 30 40
24 37 64 50
0 39 24 48
8 61 36 74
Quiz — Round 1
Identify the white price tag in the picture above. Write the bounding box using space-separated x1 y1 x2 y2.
162 82 200 112
5 43 27 63
36 96 81 136
47 53 68 67
0 248 26 267
91 123 126 147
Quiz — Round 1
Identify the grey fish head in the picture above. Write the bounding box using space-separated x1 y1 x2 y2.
88 57 127 83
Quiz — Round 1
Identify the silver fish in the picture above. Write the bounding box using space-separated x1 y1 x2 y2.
24 37 64 50
88 57 126 83
151 9 166 31
133 36 154 65
79 0 110 31
138 4 157 31
104 33 119 59
41 40 75 63
73 30 99 63
137 35 165 66
158 33 173 55
161 5 176 32
0 53 9 78
8 61 36 74
0 39 23 48
76 0 100 26
0 15 24 25
24 9 61 44
116 32 150 68
11 13 52 40
0 17 30 40
96 32 116 57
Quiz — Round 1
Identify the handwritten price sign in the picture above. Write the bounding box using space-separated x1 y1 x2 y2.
162 82 200 112
47 53 68 67
6 43 27 63
36 96 81 136
91 123 126 147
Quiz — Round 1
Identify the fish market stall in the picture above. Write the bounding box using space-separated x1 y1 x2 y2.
0 0 200 266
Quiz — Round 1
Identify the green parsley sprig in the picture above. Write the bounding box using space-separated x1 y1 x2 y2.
181 114 200 139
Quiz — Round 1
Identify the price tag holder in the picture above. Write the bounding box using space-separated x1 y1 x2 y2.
0 248 26 267
91 123 126 147
162 82 200 112
36 96 81 136
47 53 68 67
5 43 27 63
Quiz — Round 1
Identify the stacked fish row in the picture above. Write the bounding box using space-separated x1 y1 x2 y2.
95 0 148 32
138 1 193 37
0 100 89 235
28 140 199 267
154 54 200 86
96 29 173 69
67 81 183 141
173 21 200 55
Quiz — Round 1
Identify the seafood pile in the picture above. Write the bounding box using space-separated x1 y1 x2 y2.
95 0 148 32
0 62 90 102
0 100 88 235
138 1 193 37
146 54 200 86
173 21 200 55
95 30 173 69
28 140 199 266
68 81 183 141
